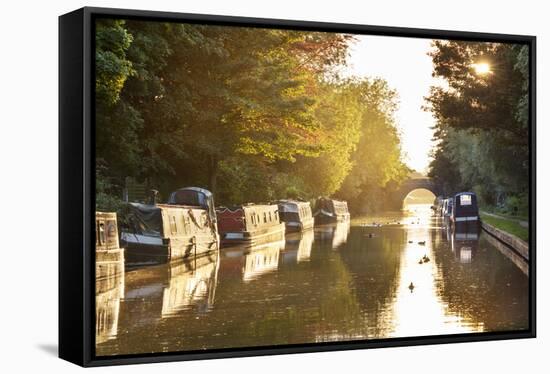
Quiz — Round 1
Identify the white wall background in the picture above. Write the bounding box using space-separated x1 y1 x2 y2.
0 0 547 372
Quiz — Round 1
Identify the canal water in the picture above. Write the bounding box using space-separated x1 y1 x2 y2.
96 207 529 356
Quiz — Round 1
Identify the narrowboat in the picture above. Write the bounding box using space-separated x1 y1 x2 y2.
120 187 219 265
313 197 350 224
442 197 454 219
96 212 125 280
95 212 124 344
277 200 314 232
216 204 285 247
440 199 447 218
450 192 480 228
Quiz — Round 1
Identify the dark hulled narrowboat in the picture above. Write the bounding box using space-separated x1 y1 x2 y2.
216 204 285 247
313 197 350 224
120 187 219 265
277 200 314 232
450 192 480 228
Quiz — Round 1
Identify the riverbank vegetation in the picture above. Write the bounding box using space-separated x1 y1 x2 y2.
480 213 528 242
95 19 409 213
426 41 529 217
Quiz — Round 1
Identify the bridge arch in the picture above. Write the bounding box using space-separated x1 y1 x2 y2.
403 188 437 209
388 177 442 210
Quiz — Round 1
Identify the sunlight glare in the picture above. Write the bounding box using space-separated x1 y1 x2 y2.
473 62 491 75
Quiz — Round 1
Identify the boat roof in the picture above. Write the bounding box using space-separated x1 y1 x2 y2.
171 186 213 197
217 203 278 212
277 199 309 206
454 192 477 197
318 196 347 204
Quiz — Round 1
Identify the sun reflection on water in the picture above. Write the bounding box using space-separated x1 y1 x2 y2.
389 204 484 337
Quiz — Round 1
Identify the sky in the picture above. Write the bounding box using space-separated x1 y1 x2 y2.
345 35 439 174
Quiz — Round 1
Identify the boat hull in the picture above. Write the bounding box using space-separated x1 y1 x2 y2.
121 232 219 266
220 222 286 248
284 217 315 232
314 211 350 225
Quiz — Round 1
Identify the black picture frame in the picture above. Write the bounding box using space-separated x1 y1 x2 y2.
59 6 536 367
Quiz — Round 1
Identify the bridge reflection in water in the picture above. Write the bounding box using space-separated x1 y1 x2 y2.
96 211 529 356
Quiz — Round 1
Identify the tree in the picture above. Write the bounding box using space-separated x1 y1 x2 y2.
94 20 408 212
336 79 409 213
426 41 529 213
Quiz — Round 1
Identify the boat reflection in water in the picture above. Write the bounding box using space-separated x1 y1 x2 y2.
220 240 285 282
315 221 351 249
162 252 220 317
450 226 480 264
296 229 315 262
96 267 124 344
243 241 284 282
281 229 315 264
95 212 125 344
96 252 219 347
96 206 529 356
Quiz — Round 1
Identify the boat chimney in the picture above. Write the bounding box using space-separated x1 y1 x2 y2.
149 189 159 205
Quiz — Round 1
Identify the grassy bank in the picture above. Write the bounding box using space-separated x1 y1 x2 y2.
480 212 529 242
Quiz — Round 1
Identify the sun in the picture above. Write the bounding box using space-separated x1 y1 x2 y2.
472 62 491 75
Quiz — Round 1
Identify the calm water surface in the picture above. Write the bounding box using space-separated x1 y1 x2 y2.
96 208 529 356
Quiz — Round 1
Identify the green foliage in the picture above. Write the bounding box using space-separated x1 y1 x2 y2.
95 162 125 214
427 41 529 214
95 19 135 106
95 19 407 211
335 79 409 212
480 213 528 242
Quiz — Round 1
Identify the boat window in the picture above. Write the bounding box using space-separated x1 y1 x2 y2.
263 212 267 223
460 194 472 206
97 222 105 245
269 212 272 222
170 216 177 235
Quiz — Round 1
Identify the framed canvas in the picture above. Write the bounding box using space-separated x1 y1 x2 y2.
59 6 536 367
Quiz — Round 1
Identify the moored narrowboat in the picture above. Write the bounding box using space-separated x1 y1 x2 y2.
313 197 350 224
216 204 285 247
450 192 480 228
120 187 219 265
96 212 125 281
442 197 454 219
276 200 314 232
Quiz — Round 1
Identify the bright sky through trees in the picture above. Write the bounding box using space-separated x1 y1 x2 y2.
346 35 438 174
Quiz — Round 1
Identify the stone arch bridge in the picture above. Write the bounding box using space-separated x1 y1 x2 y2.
387 177 442 210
